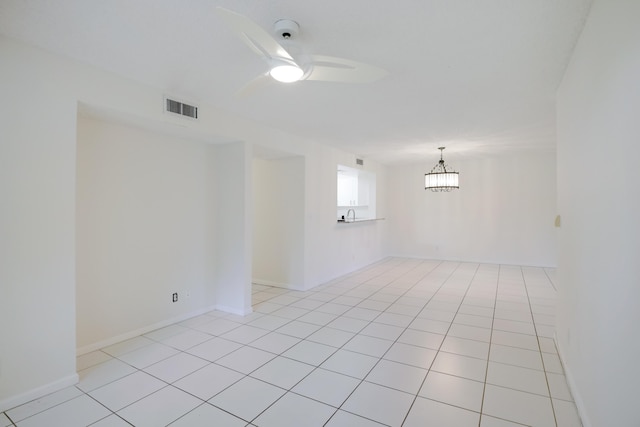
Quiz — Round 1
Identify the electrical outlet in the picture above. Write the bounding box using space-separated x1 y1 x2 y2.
172 292 178 303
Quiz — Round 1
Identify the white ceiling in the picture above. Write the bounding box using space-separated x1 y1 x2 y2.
0 0 592 164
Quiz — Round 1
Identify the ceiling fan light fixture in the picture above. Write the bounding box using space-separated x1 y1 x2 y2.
270 64 304 83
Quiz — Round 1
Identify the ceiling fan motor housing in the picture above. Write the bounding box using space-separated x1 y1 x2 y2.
274 19 299 39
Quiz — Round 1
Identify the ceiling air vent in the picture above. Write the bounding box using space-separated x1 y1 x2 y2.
356 158 364 166
165 97 198 119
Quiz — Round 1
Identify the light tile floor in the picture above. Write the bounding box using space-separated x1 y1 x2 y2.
3 258 583 426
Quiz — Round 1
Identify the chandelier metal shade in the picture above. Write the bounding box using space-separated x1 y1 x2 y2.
425 147 459 192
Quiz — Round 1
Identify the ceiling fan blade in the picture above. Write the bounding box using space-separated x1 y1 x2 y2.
216 7 294 62
305 55 388 83
234 73 272 98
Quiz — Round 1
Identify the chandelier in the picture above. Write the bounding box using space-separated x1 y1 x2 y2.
425 147 459 192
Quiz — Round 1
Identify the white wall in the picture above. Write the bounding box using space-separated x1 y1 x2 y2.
76 116 218 351
0 38 78 410
0 34 389 409
556 1 640 425
252 156 305 289
212 142 253 315
304 148 388 288
387 152 557 267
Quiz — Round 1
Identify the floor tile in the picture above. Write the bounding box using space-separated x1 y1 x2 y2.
290 298 326 310
321 349 379 379
297 311 339 326
249 332 301 354
383 342 437 369
404 396 480 427
77 351 113 371
101 336 155 357
209 377 285 422
253 392 335 427
398 329 445 349
282 340 337 366
365 359 427 394
158 329 212 351
194 318 243 336
250 356 314 389
0 414 10 427
360 322 405 341
482 384 555 426
454 313 494 329
490 330 539 351
431 351 488 382
489 344 544 370
168 403 247 427
220 325 271 344
173 363 244 400
143 352 209 383
270 306 310 320
215 346 275 374
7 386 83 422
553 398 583 426
247 315 291 331
326 316 370 333
448 323 492 342
493 319 536 336
409 317 451 334
117 386 201 427
480 414 528 426
77 358 137 392
89 414 132 426
441 336 490 360
16 394 110 427
343 307 381 321
374 312 414 328
419 371 484 412
486 361 549 396
342 335 393 358
292 368 360 407
325 410 386 426
144 324 190 341
306 327 354 347
117 342 180 369
541 352 564 374
546 372 573 401
89 371 165 411
341 381 414 426
185 337 242 362
276 320 321 338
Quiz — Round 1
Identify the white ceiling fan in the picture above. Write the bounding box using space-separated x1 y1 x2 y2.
216 7 388 94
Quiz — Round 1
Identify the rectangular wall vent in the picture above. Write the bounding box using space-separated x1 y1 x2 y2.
356 158 364 166
165 98 198 119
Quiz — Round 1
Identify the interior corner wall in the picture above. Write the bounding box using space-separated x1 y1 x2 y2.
212 142 252 315
556 1 640 425
0 38 78 410
252 156 305 289
76 116 217 351
386 152 557 267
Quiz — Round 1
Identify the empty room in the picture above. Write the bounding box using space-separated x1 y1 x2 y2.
1 1 638 426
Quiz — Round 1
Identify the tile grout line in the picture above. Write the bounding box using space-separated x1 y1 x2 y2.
520 266 559 427
400 261 482 426
477 264 501 426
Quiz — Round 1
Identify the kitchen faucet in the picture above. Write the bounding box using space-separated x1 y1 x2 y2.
346 208 356 222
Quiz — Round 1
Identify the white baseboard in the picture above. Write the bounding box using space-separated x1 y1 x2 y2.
76 305 217 356
554 334 591 427
252 278 304 290
0 373 79 413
